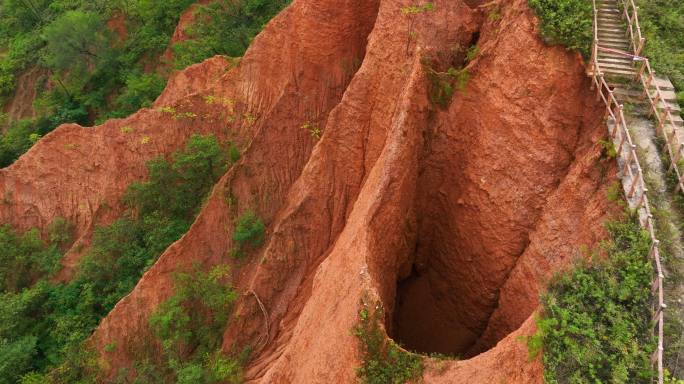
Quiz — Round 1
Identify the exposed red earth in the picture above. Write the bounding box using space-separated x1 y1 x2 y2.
1 0 619 382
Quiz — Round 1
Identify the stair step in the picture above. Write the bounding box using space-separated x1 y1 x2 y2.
661 101 682 112
599 20 626 26
598 64 636 75
600 60 635 68
598 38 630 46
598 28 627 34
598 51 635 59
598 27 628 36
668 115 684 127
598 40 631 49
599 23 626 30
598 36 630 43
646 90 680 103
598 35 630 42
607 82 642 92
612 88 646 99
601 67 638 77
597 7 621 12
598 17 623 23
598 56 636 66
598 47 635 55
648 76 677 92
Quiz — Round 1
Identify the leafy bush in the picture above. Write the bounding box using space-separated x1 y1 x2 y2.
0 135 228 382
109 72 167 118
532 216 656 383
528 0 593 57
125 134 227 219
144 264 242 384
0 0 288 167
354 300 423 384
0 92 89 167
172 0 292 70
233 211 265 249
0 219 68 293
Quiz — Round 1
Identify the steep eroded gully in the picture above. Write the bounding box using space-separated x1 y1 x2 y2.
380 0 614 359
240 0 615 382
28 0 618 382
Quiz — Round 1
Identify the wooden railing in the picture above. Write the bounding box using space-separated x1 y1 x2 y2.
636 59 684 194
614 0 684 194
591 1 665 383
618 0 646 56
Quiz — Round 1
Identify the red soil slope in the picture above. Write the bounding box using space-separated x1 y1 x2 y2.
1 0 618 382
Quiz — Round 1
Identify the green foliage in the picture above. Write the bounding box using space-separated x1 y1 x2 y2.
666 370 684 384
0 92 88 167
143 264 242 383
125 134 227 219
301 121 322 139
426 66 469 109
0 135 228 382
528 0 593 57
534 216 656 383
41 11 110 75
0 218 68 293
109 72 167 118
228 142 241 164
172 0 292 70
465 44 479 63
637 0 684 118
233 211 265 247
599 138 617 159
353 300 424 384
231 211 265 258
606 181 623 203
0 0 287 167
400 2 434 15
0 337 39 384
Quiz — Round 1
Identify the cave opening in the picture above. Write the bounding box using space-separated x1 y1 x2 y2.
390 254 483 358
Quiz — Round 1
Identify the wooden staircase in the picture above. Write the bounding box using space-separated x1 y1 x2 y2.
596 0 637 77
589 1 677 383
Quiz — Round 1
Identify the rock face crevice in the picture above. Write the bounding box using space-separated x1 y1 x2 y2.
2 0 621 382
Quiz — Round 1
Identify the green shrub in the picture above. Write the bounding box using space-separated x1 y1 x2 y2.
228 143 241 163
0 135 229 381
528 0 593 57
125 134 227 219
425 66 469 109
0 0 288 167
145 264 242 383
0 219 67 293
232 211 265 249
533 215 656 383
171 0 292 70
354 300 423 384
109 72 167 118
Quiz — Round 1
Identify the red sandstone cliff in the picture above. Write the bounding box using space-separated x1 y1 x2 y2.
0 0 618 382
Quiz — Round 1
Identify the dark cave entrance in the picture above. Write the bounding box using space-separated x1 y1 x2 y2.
390 262 481 358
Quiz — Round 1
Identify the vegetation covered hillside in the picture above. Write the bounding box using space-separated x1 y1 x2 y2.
530 0 684 382
0 0 289 167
